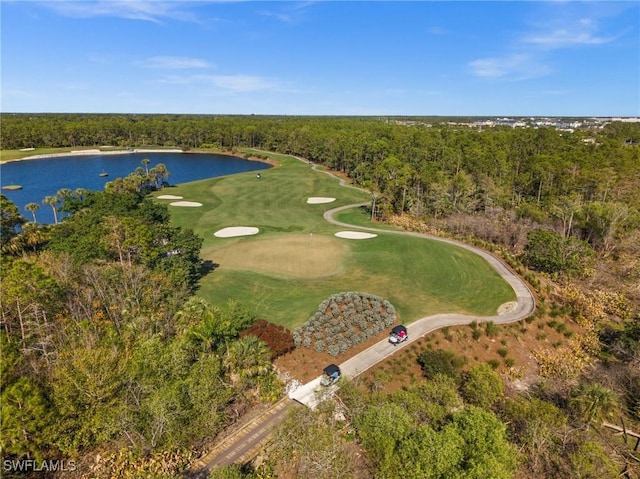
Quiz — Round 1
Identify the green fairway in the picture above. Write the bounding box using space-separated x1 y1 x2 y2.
156 151 515 329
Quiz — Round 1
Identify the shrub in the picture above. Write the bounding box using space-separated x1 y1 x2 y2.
294 292 398 356
524 228 595 277
417 348 467 380
240 319 295 359
485 321 500 337
461 363 505 408
328 344 340 356
487 359 501 369
442 326 451 339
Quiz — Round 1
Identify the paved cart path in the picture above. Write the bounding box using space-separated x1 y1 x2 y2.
186 158 536 476
289 202 535 407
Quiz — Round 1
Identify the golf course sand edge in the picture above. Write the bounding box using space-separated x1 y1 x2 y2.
158 195 184 200
335 231 377 239
170 201 203 207
214 226 260 238
307 197 336 204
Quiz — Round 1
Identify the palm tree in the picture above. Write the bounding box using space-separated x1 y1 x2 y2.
225 335 272 384
74 188 88 201
25 203 39 224
56 188 73 201
42 196 59 224
141 158 150 175
179 298 224 352
149 163 169 189
570 383 619 425
20 223 47 253
1 234 25 255
56 188 73 215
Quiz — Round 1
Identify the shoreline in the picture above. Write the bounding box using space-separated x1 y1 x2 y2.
0 148 184 165
0 148 276 168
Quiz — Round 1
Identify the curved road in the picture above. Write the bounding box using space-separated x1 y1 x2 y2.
289 202 535 407
187 157 536 474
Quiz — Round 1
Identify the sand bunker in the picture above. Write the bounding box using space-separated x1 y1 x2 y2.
334 231 377 239
307 197 336 204
158 195 183 200
214 227 260 238
170 201 202 207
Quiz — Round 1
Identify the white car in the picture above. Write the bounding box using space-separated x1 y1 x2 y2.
389 325 408 345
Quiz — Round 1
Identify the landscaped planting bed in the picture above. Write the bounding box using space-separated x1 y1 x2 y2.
293 292 397 356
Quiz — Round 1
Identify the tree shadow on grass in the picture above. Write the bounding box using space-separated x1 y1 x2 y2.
199 260 219 277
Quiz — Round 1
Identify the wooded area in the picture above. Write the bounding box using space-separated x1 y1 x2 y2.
1 114 638 478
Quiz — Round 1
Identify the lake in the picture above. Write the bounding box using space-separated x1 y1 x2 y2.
0 151 271 224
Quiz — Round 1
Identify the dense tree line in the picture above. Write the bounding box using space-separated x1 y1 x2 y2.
2 114 639 477
215 342 638 479
3 114 638 269
0 183 281 474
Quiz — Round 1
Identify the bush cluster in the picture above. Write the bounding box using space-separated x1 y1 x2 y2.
293 292 397 356
241 319 295 359
417 348 467 379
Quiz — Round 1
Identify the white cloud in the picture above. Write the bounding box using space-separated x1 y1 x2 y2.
256 1 315 24
158 74 278 93
37 0 201 24
138 56 212 69
469 54 551 80
523 26 615 48
208 74 276 92
522 13 619 49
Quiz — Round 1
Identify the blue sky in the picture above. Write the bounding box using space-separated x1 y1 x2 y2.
1 1 638 116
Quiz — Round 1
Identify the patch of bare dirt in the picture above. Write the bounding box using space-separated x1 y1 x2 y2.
274 327 395 384
275 315 584 395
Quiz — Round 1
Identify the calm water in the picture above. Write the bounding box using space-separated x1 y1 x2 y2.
1 152 271 224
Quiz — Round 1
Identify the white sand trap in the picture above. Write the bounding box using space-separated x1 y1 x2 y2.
214 226 260 238
307 197 336 204
158 195 183 200
335 231 377 239
170 201 202 207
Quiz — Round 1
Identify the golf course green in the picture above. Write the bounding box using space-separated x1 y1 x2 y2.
155 151 515 329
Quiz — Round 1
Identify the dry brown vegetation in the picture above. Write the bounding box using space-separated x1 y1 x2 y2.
275 294 586 395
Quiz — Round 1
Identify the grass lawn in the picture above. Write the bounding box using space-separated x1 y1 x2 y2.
156 151 515 329
0 146 114 163
332 206 401 231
